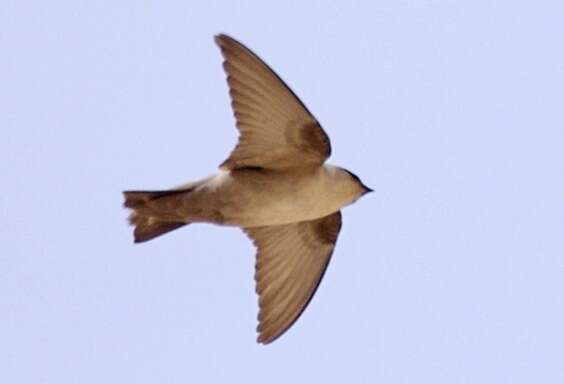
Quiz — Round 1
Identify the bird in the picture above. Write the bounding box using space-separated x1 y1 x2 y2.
123 34 371 344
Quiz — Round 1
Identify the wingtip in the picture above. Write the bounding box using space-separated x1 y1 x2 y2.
255 322 272 345
214 33 232 46
256 333 272 345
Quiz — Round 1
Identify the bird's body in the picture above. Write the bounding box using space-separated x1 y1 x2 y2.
124 34 371 344
128 165 362 228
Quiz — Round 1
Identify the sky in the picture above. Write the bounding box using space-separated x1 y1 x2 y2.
2 1 564 382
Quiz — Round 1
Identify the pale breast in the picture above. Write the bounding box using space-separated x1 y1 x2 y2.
205 167 349 227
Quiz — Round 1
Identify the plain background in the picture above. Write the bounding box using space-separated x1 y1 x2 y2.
2 1 563 382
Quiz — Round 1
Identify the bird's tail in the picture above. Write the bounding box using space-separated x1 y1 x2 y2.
122 189 190 243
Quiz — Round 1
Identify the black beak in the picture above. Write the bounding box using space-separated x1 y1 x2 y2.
362 184 373 194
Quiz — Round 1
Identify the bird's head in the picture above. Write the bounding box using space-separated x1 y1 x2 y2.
342 169 373 197
326 165 372 206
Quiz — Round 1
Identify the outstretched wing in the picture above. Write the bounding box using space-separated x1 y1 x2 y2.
215 34 331 171
244 211 342 344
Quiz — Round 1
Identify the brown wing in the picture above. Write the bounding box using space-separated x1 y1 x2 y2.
244 211 342 344
215 34 331 170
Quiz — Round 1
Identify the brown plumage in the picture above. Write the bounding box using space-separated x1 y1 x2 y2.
245 211 342 343
123 34 371 344
123 190 192 243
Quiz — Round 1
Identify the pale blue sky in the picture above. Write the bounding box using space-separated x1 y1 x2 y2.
2 1 563 383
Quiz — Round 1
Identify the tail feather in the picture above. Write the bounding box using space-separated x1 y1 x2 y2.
123 189 191 208
130 215 186 243
123 189 192 243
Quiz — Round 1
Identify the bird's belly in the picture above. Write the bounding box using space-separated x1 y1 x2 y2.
225 196 335 227
215 172 342 227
